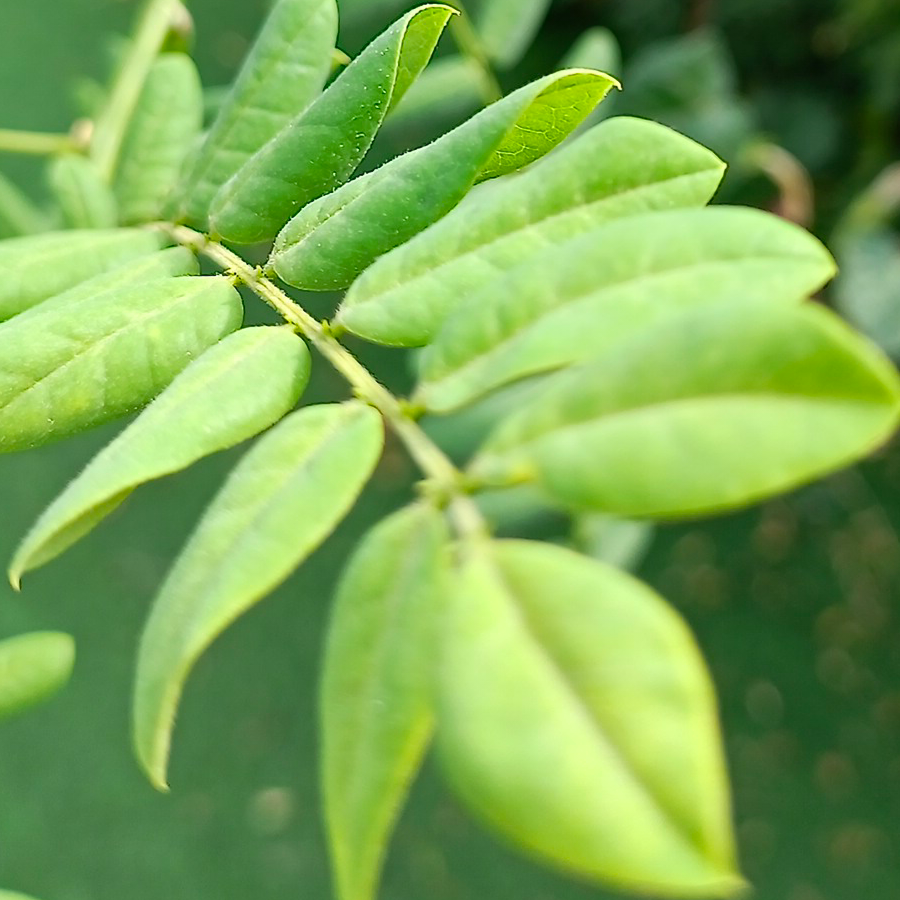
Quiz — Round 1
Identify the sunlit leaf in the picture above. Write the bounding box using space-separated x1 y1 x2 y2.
0 631 75 722
134 401 384 789
10 327 310 587
48 153 118 229
473 0 552 68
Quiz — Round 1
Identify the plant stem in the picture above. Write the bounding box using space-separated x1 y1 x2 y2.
162 224 487 540
449 3 504 104
0 129 77 157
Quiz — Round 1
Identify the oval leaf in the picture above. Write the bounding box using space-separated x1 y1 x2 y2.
0 228 164 321
10 327 311 586
210 5 456 244
437 539 742 895
415 206 835 411
338 117 726 346
0 631 75 722
473 301 900 516
0 275 242 452
269 69 619 291
322 503 448 900
176 0 339 227
48 154 118 229
133 401 384 789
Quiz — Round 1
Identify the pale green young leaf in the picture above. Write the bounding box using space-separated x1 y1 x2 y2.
416 206 835 411
0 228 165 321
322 503 448 900
572 514 655 573
270 69 618 290
437 539 742 896
0 891 45 900
210 5 456 244
338 117 725 346
115 53 203 224
0 631 75 722
133 401 384 789
48 154 119 229
561 27 621 75
473 301 900 517
474 0 552 68
10 327 311 587
177 0 338 226
0 276 242 452
0 170 47 237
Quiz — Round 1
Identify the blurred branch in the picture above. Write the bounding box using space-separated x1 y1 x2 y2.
0 128 78 156
448 3 503 103
743 141 815 228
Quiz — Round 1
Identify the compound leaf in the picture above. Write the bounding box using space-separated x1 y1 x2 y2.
474 0 552 68
338 117 725 346
437 539 742 895
270 69 618 291
210 4 455 244
322 503 448 900
134 401 384 790
473 301 900 516
416 206 835 411
48 154 118 229
0 276 242 452
10 327 310 587
176 0 338 227
0 631 75 722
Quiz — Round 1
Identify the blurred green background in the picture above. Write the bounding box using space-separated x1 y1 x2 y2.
1 1 900 899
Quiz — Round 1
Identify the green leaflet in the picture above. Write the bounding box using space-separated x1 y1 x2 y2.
472 301 900 517
9 327 310 587
572 514 655 573
133 401 384 789
474 0 552 68
0 276 242 452
177 0 338 227
115 53 203 224
0 228 165 321
337 117 725 346
437 540 742 895
270 69 619 291
0 170 46 237
0 892 44 900
0 631 75 722
415 205 836 411
322 503 448 900
48 154 118 228
210 5 456 244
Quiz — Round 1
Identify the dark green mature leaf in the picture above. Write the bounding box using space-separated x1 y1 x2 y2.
416 206 835 411
0 632 75 722
0 276 242 452
210 5 456 244
473 301 900 516
437 539 742 895
270 69 618 290
115 53 203 224
9 327 310 587
0 228 165 321
177 0 338 226
338 117 725 346
48 154 119 229
134 401 384 789
474 0 552 68
322 503 448 900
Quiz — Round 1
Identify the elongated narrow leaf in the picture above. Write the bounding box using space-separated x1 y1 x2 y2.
0 228 165 321
48 154 118 229
437 540 742 895
0 276 242 452
338 117 725 346
177 0 338 226
323 503 448 900
270 69 618 291
10 327 310 587
115 53 203 224
474 0 551 68
134 401 383 789
416 206 835 411
210 5 455 244
0 631 75 722
0 170 46 237
473 301 900 517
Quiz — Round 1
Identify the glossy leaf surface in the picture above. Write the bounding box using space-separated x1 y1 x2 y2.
177 0 338 226
48 154 118 228
322 503 448 900
0 276 242 452
10 327 310 586
416 206 835 411
0 631 75 722
210 5 455 244
134 401 384 789
338 117 725 346
437 539 741 895
270 69 618 290
473 301 900 516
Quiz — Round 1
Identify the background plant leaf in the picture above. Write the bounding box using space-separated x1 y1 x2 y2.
0 631 75 723
47 154 118 229
472 0 552 68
